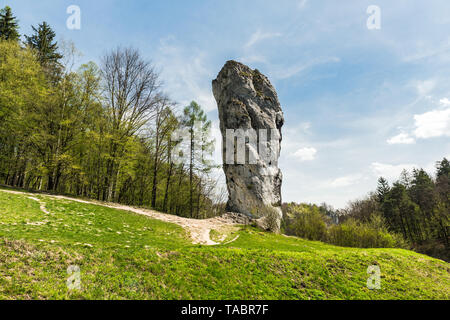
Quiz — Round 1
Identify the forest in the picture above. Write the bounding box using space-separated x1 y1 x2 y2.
0 6 221 219
0 6 448 262
283 160 449 261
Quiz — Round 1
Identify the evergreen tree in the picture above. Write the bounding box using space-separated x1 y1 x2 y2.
388 183 422 242
435 158 450 247
436 158 450 180
376 177 390 203
0 6 20 41
181 101 216 218
25 21 62 77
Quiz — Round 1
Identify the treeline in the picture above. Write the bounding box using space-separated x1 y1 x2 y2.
283 159 449 261
0 6 220 218
342 160 449 260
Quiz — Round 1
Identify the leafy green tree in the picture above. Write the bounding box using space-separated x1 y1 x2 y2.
342 193 380 223
0 41 221 221
0 41 47 186
0 6 19 41
150 99 176 209
101 47 162 202
285 203 328 241
161 112 180 213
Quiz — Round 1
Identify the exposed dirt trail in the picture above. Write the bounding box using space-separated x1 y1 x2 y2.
27 196 51 215
1 189 241 245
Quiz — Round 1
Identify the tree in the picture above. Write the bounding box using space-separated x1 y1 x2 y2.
376 177 390 203
101 47 162 201
25 21 63 77
386 182 421 243
181 101 216 218
435 158 450 246
0 41 47 187
0 40 222 220
29 62 102 192
436 158 450 181
0 6 19 41
149 102 177 209
161 113 180 213
66 62 104 196
343 193 379 223
409 169 436 239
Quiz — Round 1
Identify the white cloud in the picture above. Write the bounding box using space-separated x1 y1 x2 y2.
402 39 450 63
299 122 312 134
387 133 415 145
293 147 317 161
371 162 417 181
156 36 216 112
440 97 450 106
271 57 340 80
329 174 362 188
413 108 450 139
245 30 282 48
387 100 450 142
414 79 436 96
280 123 312 151
239 54 267 65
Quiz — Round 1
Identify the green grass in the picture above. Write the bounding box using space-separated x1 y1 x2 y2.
0 190 449 300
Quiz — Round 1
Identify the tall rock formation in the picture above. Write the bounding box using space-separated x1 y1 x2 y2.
212 61 284 232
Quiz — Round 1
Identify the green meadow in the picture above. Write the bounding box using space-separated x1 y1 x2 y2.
0 190 448 300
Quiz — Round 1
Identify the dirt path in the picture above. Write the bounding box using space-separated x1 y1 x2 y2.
1 189 241 245
27 196 51 215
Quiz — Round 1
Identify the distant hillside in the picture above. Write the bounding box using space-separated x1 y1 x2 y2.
0 189 448 300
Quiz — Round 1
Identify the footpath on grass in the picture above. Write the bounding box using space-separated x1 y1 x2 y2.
0 189 242 246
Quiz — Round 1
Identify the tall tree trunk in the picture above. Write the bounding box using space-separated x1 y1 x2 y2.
175 164 184 216
189 131 194 218
163 150 173 213
196 178 202 219
47 172 54 191
151 156 158 208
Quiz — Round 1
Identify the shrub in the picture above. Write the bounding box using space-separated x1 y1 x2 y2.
282 203 407 249
284 204 328 241
327 218 405 248
252 204 282 233
414 241 449 262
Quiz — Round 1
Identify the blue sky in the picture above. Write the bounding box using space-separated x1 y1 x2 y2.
5 0 450 208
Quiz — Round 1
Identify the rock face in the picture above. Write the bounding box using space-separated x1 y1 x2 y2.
212 61 284 232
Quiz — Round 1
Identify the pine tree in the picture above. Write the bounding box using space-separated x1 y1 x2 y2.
0 6 20 41
436 158 450 180
181 101 216 218
435 158 450 247
376 177 390 203
25 21 62 76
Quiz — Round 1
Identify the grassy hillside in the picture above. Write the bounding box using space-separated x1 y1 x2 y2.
0 189 449 300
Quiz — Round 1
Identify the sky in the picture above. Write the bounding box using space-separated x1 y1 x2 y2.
4 0 450 208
